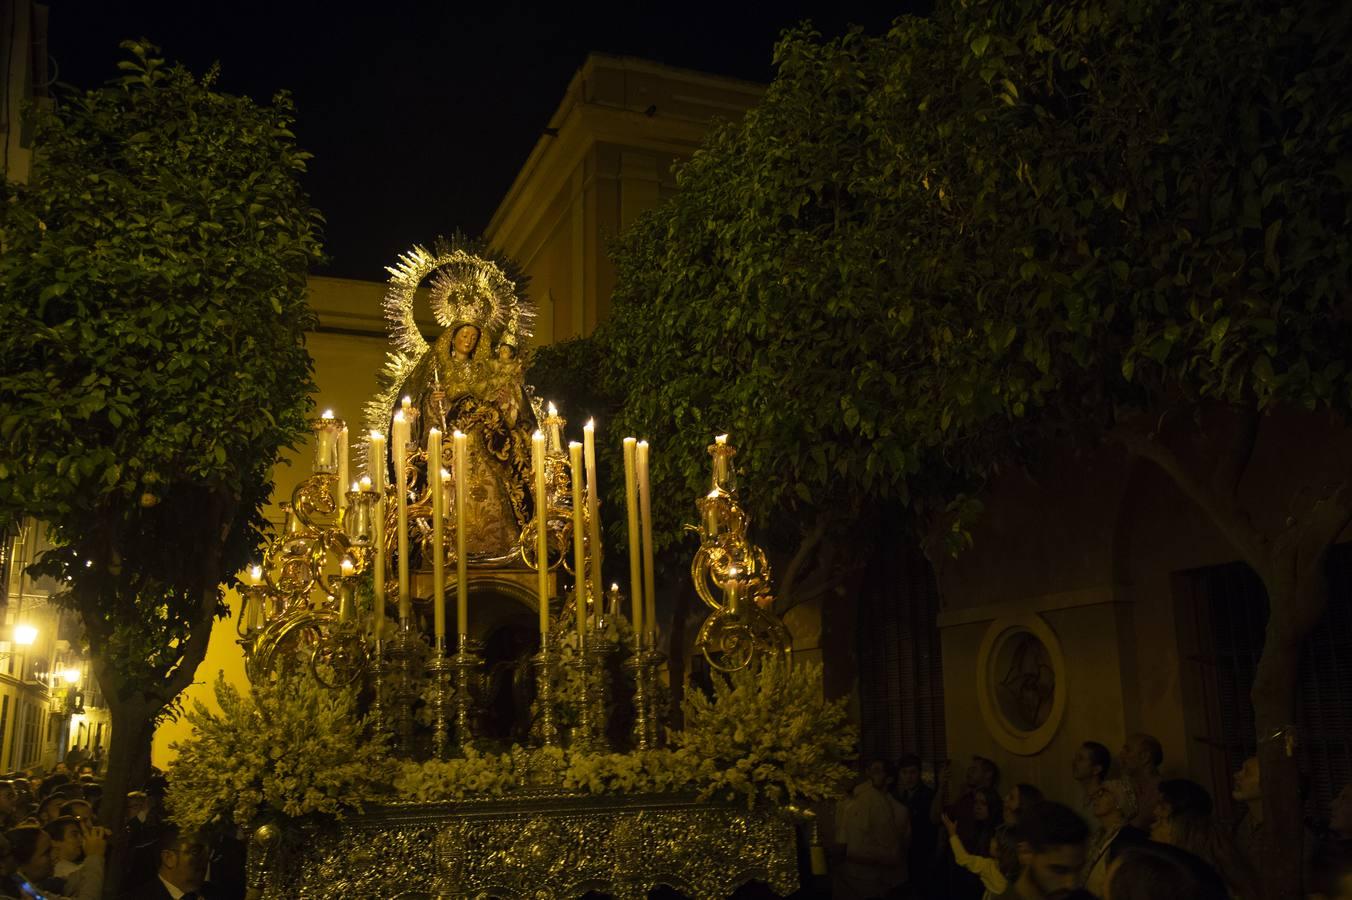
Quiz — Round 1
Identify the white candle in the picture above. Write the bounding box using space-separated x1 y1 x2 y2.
569 441 587 642
583 419 603 616
339 557 356 623
453 430 469 642
313 411 341 474
393 412 411 622
337 424 350 510
246 565 262 631
532 431 550 638
368 431 387 492
546 401 563 453
429 429 446 645
637 440 656 645
368 432 386 635
622 437 644 639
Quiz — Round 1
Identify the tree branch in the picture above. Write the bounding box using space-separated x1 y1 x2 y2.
1112 423 1272 572
1210 403 1261 499
779 520 828 603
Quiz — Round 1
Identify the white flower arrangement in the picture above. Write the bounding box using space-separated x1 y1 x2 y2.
165 671 392 832
393 748 521 801
675 657 855 808
388 657 853 810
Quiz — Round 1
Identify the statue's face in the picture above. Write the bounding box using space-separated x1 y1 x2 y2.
496 343 515 360
453 325 480 356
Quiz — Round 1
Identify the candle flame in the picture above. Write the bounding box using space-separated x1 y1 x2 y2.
569 441 582 449
401 396 412 409
370 430 384 441
351 481 360 493
547 401 558 415
453 430 465 439
359 475 372 489
393 411 405 423
321 409 334 419
340 558 356 575
638 440 650 449
249 565 262 581
611 582 619 592
715 434 728 444
585 418 595 430
533 430 544 441
428 426 441 436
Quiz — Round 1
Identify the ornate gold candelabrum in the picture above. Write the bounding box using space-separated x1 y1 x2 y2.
450 635 482 750
427 635 455 758
385 620 423 749
530 633 561 747
626 641 665 750
569 632 601 752
240 416 376 689
689 437 791 673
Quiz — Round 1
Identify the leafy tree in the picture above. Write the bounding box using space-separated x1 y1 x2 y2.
601 1 1351 894
0 41 322 896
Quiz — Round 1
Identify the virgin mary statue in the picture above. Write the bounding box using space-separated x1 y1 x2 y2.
364 244 538 563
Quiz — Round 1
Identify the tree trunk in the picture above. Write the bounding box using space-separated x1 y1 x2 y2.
97 692 158 900
1251 583 1320 900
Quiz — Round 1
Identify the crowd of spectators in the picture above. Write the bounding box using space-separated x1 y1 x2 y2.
833 735 1352 900
0 752 241 899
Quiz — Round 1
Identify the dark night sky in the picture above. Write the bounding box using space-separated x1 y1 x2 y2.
49 2 917 281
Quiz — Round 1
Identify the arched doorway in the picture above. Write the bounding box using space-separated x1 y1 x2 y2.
466 576 542 743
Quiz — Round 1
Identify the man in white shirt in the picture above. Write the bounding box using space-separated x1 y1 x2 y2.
835 758 910 900
43 815 93 895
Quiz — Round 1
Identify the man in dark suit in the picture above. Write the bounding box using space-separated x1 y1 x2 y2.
893 754 938 898
124 826 215 900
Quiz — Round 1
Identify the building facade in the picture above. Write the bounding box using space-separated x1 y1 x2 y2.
485 54 762 347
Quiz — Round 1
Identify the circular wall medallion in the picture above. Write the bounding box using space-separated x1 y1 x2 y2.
975 613 1067 755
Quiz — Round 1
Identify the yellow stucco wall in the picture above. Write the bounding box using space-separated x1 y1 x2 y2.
152 277 430 767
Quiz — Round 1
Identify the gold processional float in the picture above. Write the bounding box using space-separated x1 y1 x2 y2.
235 246 801 898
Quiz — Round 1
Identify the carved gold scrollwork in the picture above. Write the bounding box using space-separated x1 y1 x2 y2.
250 796 798 900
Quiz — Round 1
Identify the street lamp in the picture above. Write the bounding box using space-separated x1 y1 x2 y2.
12 625 36 647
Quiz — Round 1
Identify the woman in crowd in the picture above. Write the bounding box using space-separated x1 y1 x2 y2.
1002 783 1044 828
1082 779 1147 894
1149 779 1261 900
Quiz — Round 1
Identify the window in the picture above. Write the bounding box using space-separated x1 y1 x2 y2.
858 541 947 771
1185 544 1352 820
0 696 9 771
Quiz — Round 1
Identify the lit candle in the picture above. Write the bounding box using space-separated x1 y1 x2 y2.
313 410 341 474
569 441 587 642
583 419 603 615
429 429 446 646
453 430 469 643
339 557 356 623
393 412 411 623
532 431 550 638
337 423 350 510
368 431 387 492
545 401 563 454
622 437 644 639
637 440 657 646
368 432 387 635
359 475 372 491
246 565 262 631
